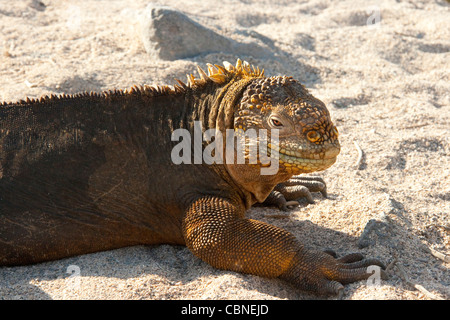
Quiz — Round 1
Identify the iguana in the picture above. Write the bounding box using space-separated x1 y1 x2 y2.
0 59 385 296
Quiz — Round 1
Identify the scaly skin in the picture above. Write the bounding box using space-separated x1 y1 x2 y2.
0 59 385 296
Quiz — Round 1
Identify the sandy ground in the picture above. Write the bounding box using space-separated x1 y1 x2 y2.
0 0 448 300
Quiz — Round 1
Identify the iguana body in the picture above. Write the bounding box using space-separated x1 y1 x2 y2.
0 60 384 295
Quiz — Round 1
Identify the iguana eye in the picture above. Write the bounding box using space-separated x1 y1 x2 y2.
270 118 283 127
307 130 321 142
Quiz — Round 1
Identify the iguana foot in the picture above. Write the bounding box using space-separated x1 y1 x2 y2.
281 249 387 296
263 175 327 211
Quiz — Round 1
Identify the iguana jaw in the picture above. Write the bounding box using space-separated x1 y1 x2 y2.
270 142 340 174
278 153 338 174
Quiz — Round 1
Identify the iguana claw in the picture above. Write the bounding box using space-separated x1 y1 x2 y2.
262 175 328 210
281 250 387 296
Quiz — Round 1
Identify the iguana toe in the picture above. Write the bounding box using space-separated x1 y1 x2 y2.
281 249 387 296
336 252 365 263
262 189 289 211
262 175 328 210
286 175 328 198
318 280 344 296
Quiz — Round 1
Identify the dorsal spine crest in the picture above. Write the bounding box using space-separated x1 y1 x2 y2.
1 59 265 107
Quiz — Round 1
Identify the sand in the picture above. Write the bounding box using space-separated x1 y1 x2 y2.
0 0 448 300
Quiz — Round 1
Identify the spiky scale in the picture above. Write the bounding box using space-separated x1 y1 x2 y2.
206 63 218 76
209 73 227 84
175 78 187 89
223 61 234 71
214 64 228 75
197 66 209 81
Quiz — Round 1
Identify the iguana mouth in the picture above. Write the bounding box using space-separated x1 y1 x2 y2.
267 143 340 172
278 152 337 172
278 152 337 163
279 151 337 166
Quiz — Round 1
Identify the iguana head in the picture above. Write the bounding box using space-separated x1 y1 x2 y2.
188 59 340 175
233 70 340 176
185 59 340 202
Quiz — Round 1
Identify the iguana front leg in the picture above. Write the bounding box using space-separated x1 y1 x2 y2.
262 175 327 211
183 196 386 295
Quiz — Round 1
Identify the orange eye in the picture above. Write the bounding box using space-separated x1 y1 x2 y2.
271 118 283 127
307 130 321 142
